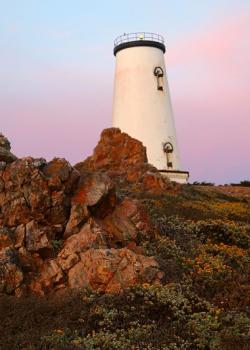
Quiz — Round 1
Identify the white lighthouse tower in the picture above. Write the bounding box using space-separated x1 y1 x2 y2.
112 32 189 183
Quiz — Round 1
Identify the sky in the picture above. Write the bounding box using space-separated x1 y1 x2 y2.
0 0 250 184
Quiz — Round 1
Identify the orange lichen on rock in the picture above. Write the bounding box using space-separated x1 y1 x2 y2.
0 130 165 296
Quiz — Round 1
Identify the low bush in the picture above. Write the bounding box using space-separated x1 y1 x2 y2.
1 184 249 349
193 181 215 186
1 285 249 350
231 180 250 187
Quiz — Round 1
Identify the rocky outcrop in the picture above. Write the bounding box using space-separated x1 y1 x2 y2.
0 130 166 296
98 197 154 244
75 128 173 192
0 157 78 227
77 128 148 175
0 247 23 294
0 133 17 164
67 248 162 293
64 172 115 238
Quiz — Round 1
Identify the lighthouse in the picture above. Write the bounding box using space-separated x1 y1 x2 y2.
112 32 189 183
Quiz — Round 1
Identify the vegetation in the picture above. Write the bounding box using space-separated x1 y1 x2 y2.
230 180 250 187
193 181 215 186
0 185 249 350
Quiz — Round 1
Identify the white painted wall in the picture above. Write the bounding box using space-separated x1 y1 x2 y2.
112 45 182 171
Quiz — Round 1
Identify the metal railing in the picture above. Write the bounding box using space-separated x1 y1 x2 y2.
114 32 165 47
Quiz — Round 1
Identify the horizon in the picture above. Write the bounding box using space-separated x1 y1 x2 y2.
1 0 250 184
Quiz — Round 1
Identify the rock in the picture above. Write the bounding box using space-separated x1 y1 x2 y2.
98 197 153 244
58 252 79 271
32 158 47 169
0 133 17 163
0 247 23 293
46 191 69 225
0 157 75 227
0 147 17 164
72 172 114 206
0 177 4 192
40 259 64 287
30 259 64 295
75 128 174 193
64 203 90 238
25 220 55 252
0 226 14 249
59 219 108 264
0 130 167 297
43 158 71 181
64 172 115 238
18 246 43 273
14 224 25 248
142 171 171 193
42 158 79 193
0 158 50 226
0 133 11 150
1 197 31 227
0 161 6 171
68 248 162 293
75 128 148 181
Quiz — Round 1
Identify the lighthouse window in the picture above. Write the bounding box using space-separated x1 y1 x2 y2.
154 67 164 91
163 142 174 169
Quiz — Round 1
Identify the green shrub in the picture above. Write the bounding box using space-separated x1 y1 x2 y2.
193 220 250 248
231 180 250 187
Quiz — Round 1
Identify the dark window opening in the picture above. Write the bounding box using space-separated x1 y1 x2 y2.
154 67 164 91
163 142 174 169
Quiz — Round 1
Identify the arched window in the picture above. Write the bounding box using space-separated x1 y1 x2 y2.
163 142 174 169
154 67 164 91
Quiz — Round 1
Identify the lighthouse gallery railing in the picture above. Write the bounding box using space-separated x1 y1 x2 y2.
114 32 165 48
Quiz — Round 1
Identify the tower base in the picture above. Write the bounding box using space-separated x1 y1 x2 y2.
160 170 189 184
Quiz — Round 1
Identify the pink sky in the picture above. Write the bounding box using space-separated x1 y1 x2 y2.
1 8 249 184
168 12 250 182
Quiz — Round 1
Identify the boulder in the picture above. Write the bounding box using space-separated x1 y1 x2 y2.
75 128 149 182
0 131 166 296
29 259 64 295
77 128 147 172
0 133 11 150
64 172 115 238
0 226 14 249
98 197 153 244
14 224 25 248
75 128 173 193
59 219 108 267
0 157 76 227
0 161 6 171
0 148 17 164
0 158 50 226
18 246 43 273
72 172 114 206
25 220 55 252
68 248 162 293
64 203 89 238
142 171 171 192
0 133 17 164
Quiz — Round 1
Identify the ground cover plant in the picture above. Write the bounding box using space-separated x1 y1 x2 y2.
0 185 249 350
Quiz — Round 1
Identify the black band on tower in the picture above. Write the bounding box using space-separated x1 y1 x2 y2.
114 40 166 56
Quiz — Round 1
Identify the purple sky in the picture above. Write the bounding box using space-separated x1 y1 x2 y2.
1 1 249 184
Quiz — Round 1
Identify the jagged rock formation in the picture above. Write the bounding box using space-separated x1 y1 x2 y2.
0 133 17 165
0 129 171 296
75 128 172 192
